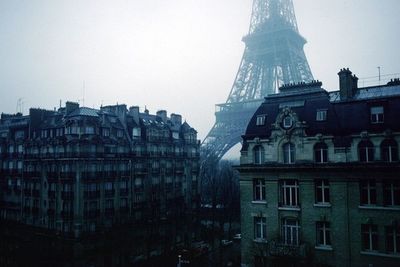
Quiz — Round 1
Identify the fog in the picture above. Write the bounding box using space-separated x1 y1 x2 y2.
0 0 399 141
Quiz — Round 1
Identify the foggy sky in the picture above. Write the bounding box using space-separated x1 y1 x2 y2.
0 0 399 142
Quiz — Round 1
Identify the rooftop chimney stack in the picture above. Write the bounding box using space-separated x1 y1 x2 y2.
170 113 182 126
156 110 167 122
338 68 358 101
129 106 140 124
65 101 79 115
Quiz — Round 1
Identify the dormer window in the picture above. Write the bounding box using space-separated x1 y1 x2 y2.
283 116 293 129
102 128 110 137
316 110 327 121
256 115 266 126
132 128 141 139
370 106 384 124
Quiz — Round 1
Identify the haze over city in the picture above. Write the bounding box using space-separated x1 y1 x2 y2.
0 0 399 142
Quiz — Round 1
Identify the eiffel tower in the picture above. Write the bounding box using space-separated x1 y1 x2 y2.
202 0 313 160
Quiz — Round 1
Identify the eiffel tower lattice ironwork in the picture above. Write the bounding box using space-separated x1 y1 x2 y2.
202 0 313 160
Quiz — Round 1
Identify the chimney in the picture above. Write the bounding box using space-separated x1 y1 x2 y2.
170 113 182 126
156 110 167 122
129 106 140 124
338 68 358 100
65 101 79 114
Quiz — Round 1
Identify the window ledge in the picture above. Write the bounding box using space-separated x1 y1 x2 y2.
314 203 331 208
278 206 301 211
360 251 400 259
252 201 267 205
253 239 268 244
358 205 400 211
315 246 333 251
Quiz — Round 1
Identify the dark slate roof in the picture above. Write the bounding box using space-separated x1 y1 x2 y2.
67 107 99 117
244 84 400 141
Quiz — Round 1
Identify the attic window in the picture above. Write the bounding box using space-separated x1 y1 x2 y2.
370 106 384 124
256 115 266 126
316 110 327 121
173 132 179 139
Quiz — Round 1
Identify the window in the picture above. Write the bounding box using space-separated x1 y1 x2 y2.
362 224 378 251
117 130 124 138
381 139 398 162
256 115 266 126
370 106 384 124
316 222 331 247
360 180 377 205
386 226 400 254
102 128 110 137
383 181 400 206
283 116 293 129
280 180 299 207
316 110 327 121
254 217 267 241
132 128 141 139
282 218 300 246
253 145 264 164
315 180 330 204
283 143 295 164
253 179 266 201
314 143 328 163
358 140 374 162
172 132 179 139
85 126 95 134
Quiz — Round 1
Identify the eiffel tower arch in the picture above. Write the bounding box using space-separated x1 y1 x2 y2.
203 0 313 160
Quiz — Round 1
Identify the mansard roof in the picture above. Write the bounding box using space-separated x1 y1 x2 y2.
243 81 400 141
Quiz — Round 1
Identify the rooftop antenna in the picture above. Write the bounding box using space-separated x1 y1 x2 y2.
82 80 86 107
377 66 381 85
16 98 24 114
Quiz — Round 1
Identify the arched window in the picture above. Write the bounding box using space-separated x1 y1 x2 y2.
314 143 328 163
283 143 295 164
381 139 398 162
358 140 374 162
253 145 264 165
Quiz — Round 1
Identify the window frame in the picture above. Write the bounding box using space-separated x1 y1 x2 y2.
381 139 399 162
385 225 400 254
253 145 265 165
358 140 375 162
314 142 328 163
370 106 384 124
283 143 295 164
280 180 299 207
361 224 379 251
360 180 377 206
316 110 327 121
316 221 331 247
256 115 266 126
254 216 267 241
281 218 300 246
383 181 400 206
253 179 266 202
315 179 330 204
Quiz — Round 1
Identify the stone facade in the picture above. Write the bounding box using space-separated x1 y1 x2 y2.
238 71 400 267
0 102 200 248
